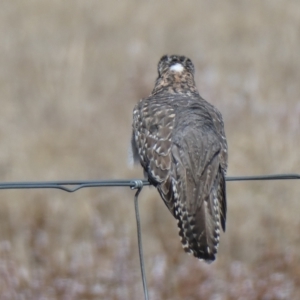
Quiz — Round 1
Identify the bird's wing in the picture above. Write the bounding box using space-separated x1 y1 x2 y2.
205 101 228 172
132 98 175 187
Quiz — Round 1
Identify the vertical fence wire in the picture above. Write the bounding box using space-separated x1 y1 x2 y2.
132 181 149 300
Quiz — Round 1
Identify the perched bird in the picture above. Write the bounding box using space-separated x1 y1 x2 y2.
131 55 228 262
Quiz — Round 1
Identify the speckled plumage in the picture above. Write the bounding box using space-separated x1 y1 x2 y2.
131 55 228 262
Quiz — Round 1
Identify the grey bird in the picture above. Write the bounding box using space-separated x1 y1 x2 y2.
131 55 228 262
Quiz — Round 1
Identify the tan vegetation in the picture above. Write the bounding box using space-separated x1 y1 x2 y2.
0 1 299 299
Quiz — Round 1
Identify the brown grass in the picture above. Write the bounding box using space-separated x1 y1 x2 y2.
0 0 300 299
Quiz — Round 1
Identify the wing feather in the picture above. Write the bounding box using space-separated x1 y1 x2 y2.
132 99 175 187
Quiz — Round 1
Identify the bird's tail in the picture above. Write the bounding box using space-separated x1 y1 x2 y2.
173 153 223 262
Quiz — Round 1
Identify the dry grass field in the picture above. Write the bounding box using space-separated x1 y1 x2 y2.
0 1 300 299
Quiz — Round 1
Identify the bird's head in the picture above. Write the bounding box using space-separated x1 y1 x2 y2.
152 55 198 95
157 55 195 77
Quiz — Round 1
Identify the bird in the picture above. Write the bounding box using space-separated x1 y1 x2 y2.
131 55 228 262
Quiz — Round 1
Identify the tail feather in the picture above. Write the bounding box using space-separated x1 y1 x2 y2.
171 147 223 262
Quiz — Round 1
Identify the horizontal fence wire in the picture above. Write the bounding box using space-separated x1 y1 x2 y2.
225 173 300 181
0 179 150 192
0 174 299 192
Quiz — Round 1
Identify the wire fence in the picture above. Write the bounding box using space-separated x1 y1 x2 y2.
0 173 299 192
0 173 300 300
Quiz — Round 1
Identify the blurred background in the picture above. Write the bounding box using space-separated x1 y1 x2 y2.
0 1 299 299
